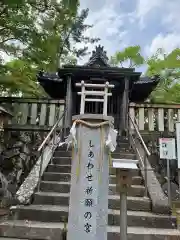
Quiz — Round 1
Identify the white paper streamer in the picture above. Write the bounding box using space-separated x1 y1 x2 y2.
105 127 117 152
64 121 77 150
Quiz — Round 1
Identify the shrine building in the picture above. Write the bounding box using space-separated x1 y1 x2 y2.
37 45 159 132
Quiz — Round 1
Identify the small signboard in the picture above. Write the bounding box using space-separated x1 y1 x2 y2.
159 138 176 160
112 159 138 170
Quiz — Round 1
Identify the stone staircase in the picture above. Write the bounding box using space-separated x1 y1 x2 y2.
0 140 180 239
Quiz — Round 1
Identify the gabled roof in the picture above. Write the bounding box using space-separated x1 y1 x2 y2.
85 45 110 67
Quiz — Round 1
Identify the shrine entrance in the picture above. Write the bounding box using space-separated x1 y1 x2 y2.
74 93 122 131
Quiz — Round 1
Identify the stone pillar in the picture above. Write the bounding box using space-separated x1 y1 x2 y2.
67 114 114 240
120 76 129 136
65 75 72 129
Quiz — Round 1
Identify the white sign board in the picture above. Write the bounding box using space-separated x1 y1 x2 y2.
176 122 180 168
159 138 176 159
112 159 138 170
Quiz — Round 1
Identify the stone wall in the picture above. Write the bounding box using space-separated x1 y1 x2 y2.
0 130 45 208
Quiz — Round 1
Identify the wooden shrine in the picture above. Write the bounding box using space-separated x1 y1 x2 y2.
37 45 159 133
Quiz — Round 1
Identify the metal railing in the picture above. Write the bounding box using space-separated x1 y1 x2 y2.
128 114 150 197
37 108 67 190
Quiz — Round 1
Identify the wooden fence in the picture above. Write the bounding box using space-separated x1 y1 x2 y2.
0 98 65 131
1 98 180 134
129 103 180 134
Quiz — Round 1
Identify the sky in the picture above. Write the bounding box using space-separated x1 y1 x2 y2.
78 0 180 72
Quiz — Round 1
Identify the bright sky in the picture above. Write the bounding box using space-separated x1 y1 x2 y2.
79 0 180 72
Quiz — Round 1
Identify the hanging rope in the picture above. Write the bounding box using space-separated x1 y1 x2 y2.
73 119 111 128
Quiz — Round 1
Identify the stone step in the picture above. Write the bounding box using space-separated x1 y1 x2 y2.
52 156 71 165
42 172 71 182
110 175 143 185
0 238 28 240
109 167 140 175
108 209 176 229
33 192 151 211
39 181 145 197
114 142 129 148
53 151 71 157
56 146 72 151
56 142 130 152
112 152 136 159
1 220 180 240
52 153 136 165
42 172 143 185
46 164 71 173
46 164 140 176
55 147 135 155
10 205 175 229
53 151 136 160
0 220 63 240
108 226 180 240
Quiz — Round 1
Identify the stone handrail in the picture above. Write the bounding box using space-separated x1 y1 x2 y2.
135 138 170 213
129 115 170 213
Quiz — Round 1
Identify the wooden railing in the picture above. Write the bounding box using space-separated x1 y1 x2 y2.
0 98 65 131
1 97 180 133
129 103 180 134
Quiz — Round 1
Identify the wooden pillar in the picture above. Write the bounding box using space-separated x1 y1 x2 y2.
120 76 129 136
65 75 72 129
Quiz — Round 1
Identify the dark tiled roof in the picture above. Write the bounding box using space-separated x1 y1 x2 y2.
134 75 159 84
37 71 62 82
86 45 110 67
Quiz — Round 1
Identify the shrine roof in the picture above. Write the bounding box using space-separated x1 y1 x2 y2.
58 45 139 79
60 64 135 72
37 45 159 101
57 65 142 81
37 72 159 101
130 76 159 102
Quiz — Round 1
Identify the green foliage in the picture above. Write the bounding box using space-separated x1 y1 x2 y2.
110 46 144 68
0 0 99 96
0 59 47 97
146 48 180 103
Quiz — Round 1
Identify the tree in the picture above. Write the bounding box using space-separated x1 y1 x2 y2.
110 45 144 68
146 48 180 103
110 45 180 103
0 59 47 97
0 0 99 96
